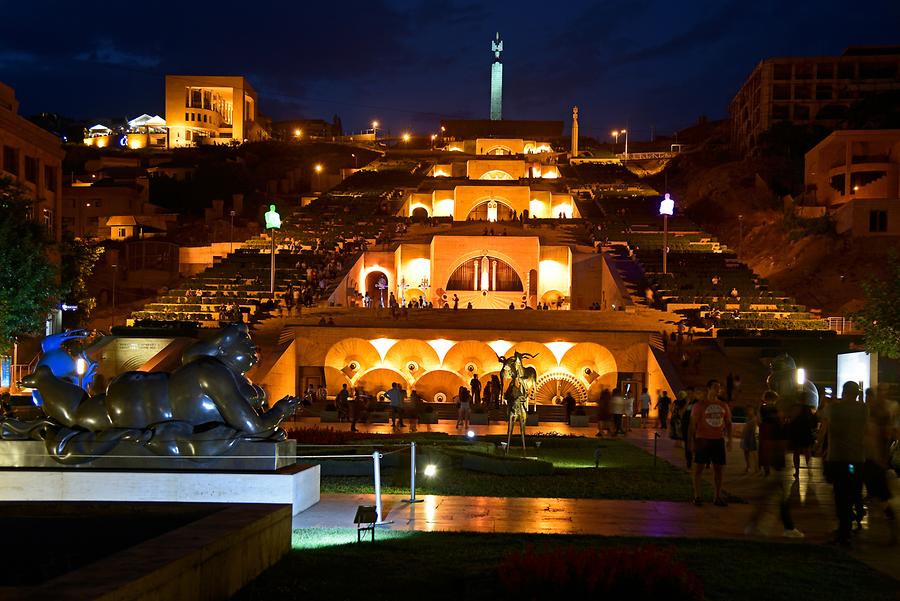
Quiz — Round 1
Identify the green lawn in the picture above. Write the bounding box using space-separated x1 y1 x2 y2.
234 529 898 601
317 435 730 502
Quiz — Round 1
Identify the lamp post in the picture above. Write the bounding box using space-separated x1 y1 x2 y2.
372 120 379 140
430 134 437 150
264 204 282 295
314 163 323 191
659 193 674 275
621 129 628 158
229 210 236 254
738 214 744 260
611 130 619 149
351 153 358 168
402 132 411 145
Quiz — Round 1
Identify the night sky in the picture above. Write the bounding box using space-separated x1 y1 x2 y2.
1 0 897 139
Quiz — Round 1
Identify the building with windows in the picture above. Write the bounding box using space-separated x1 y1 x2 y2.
164 75 268 147
803 129 900 236
83 114 168 150
0 81 63 241
730 46 900 155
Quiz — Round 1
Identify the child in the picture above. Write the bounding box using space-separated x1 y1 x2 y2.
741 406 758 474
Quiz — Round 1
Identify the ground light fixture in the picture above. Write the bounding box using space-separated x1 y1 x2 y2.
423 464 437 477
466 430 475 439
796 367 806 386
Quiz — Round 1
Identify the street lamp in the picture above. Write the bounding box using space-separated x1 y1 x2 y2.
611 130 620 147
402 132 411 143
293 128 302 139
430 134 437 150
620 129 628 157
229 210 236 254
314 163 323 190
351 153 358 168
372 120 379 139
659 193 675 275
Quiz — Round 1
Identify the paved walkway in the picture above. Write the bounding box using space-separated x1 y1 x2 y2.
292 419 900 580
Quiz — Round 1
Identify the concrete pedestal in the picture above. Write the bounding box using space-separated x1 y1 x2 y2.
0 463 320 514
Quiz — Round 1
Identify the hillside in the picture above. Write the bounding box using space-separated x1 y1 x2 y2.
657 133 895 316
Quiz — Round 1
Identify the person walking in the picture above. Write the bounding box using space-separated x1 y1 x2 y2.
746 391 804 538
862 387 897 544
470 374 482 407
688 379 732 507
455 385 471 429
821 381 867 546
610 388 626 435
740 406 758 473
336 383 350 422
670 391 688 446
788 401 818 479
656 390 671 430
386 382 406 429
639 387 651 428
681 387 700 467
596 388 612 437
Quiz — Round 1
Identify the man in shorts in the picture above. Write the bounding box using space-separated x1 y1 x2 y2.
688 379 732 507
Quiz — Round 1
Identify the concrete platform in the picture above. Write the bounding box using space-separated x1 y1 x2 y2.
0 463 320 515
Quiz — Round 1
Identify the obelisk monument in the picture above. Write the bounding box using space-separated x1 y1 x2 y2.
490 32 503 121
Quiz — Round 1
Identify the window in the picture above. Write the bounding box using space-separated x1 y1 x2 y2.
837 63 854 79
860 62 897 79
3 145 18 175
793 85 811 100
190 89 202 108
118 227 127 238
793 105 810 120
185 112 189 122
773 84 790 100
44 166 56 191
816 85 833 100
773 63 792 80
794 64 813 80
191 112 195 121
816 63 834 79
771 104 789 120
869 210 887 233
447 256 523 291
24 156 38 183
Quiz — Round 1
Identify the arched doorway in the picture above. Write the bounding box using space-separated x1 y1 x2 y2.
365 270 389 308
485 146 512 155
468 199 515 222
447 256 523 291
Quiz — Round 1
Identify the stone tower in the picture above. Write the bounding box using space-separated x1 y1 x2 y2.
571 106 579 158
490 32 503 121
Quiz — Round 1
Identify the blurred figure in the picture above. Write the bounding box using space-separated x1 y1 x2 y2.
822 381 867 546
863 388 897 545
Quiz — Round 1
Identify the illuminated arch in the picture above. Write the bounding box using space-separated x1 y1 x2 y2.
479 169 514 180
324 338 381 373
442 340 499 375
559 342 618 387
447 255 523 291
467 198 516 222
413 369 468 403
384 339 441 376
534 371 588 405
484 145 513 155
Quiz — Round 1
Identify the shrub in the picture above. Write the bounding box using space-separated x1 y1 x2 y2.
287 427 369 445
498 545 703 600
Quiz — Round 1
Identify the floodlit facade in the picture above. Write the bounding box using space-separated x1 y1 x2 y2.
730 46 900 155
165 75 268 147
83 114 168 150
804 129 900 236
0 81 63 241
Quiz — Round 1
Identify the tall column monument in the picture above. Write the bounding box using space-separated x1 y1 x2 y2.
490 32 503 121
571 106 579 157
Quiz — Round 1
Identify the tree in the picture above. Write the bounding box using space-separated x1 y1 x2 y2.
0 177 61 353
60 233 104 324
855 253 900 359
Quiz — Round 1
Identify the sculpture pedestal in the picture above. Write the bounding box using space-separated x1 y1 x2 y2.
0 463 320 514
0 439 297 471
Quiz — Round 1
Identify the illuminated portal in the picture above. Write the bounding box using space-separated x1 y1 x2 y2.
490 32 503 121
447 257 523 291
